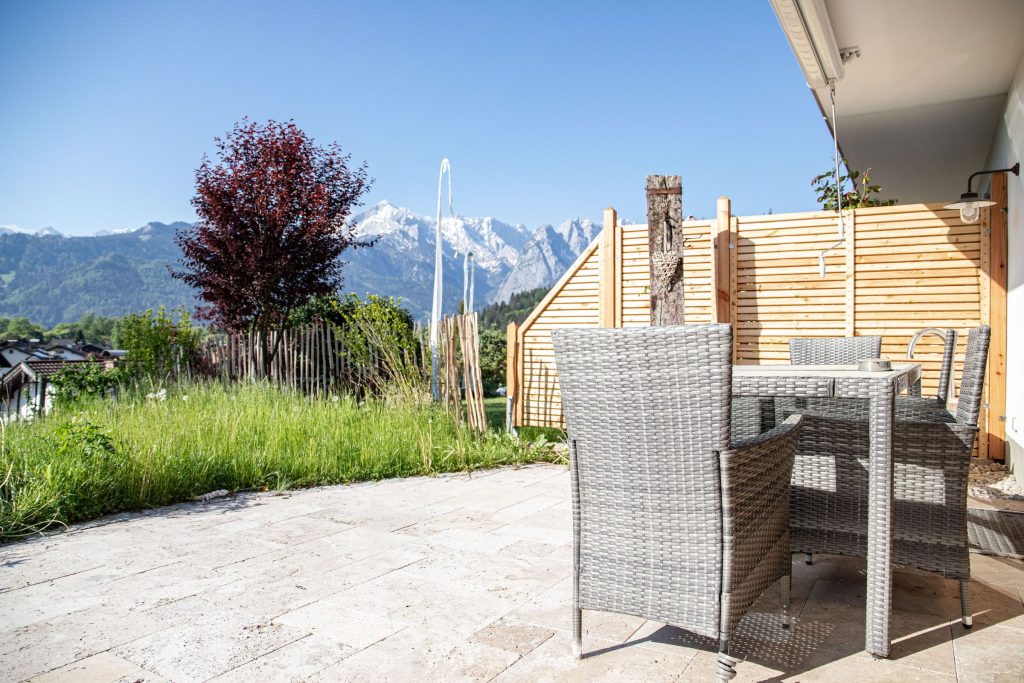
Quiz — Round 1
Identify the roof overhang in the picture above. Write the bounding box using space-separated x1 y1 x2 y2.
771 0 1024 203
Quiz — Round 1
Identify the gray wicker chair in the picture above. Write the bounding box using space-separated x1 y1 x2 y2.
789 336 882 365
552 324 802 682
786 325 990 629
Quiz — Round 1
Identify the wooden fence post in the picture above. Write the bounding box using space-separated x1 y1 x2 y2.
712 196 732 324
985 172 1008 460
599 207 619 328
506 321 519 429
647 176 684 325
845 210 857 337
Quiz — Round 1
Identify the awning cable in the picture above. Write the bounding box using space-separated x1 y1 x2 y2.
819 81 845 278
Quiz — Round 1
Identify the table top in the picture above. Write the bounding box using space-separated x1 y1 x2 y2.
733 362 920 379
732 362 922 399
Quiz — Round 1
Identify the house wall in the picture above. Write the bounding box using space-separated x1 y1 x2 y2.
985 49 1024 481
0 382 48 423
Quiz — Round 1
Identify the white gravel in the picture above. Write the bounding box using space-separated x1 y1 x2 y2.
969 460 1024 501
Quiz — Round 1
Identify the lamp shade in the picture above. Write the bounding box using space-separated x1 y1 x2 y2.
943 192 995 223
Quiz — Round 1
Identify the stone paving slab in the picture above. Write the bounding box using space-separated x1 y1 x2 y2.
1 463 1023 682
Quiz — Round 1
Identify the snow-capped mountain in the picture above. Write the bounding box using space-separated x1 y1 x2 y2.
492 218 602 304
1 204 605 325
344 202 602 317
0 224 63 237
351 200 532 271
343 200 536 317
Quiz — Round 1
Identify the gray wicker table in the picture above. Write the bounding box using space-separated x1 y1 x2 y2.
732 362 922 659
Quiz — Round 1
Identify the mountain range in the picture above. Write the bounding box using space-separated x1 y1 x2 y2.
0 202 603 326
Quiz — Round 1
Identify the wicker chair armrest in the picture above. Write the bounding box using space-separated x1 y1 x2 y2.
726 414 803 469
718 414 801 638
905 420 978 454
721 414 802 527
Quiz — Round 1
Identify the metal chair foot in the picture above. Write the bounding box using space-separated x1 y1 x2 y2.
716 642 740 682
780 574 791 628
572 608 582 659
960 579 972 629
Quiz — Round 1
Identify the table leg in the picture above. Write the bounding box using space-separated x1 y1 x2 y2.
865 378 895 657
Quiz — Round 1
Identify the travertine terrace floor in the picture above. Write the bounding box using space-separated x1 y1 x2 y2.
2 464 1023 682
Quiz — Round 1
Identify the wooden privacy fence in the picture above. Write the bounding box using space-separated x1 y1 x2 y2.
507 198 1006 459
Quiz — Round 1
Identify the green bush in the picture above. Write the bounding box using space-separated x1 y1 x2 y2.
293 293 423 395
48 419 132 519
478 326 506 394
116 306 204 381
49 364 123 404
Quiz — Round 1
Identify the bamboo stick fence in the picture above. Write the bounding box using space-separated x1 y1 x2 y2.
200 322 348 395
507 199 1006 459
438 312 487 432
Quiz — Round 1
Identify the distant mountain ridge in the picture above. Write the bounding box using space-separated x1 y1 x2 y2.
492 217 601 304
0 203 605 326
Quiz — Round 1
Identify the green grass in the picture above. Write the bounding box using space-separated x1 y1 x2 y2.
480 396 567 444
0 382 561 542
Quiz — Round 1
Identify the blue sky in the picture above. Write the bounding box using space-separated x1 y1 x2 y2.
0 1 832 235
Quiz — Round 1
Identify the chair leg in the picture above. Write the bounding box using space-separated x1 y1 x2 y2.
572 608 582 659
780 574 791 628
960 579 972 629
716 639 740 682
804 553 813 565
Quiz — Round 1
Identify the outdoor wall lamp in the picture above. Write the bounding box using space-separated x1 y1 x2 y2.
944 162 1019 223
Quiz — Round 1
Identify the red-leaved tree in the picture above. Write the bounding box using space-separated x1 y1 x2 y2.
173 119 371 375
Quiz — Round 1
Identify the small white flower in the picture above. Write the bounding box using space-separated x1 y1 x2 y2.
181 395 189 402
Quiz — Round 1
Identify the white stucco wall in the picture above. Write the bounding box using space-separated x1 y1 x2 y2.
985 49 1024 479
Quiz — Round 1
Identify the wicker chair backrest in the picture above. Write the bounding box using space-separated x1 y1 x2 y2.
789 336 882 365
956 325 991 426
936 329 958 405
552 323 733 635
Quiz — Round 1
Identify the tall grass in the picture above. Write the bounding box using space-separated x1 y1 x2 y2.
0 382 559 542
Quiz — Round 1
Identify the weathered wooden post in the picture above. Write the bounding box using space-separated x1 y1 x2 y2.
646 176 684 325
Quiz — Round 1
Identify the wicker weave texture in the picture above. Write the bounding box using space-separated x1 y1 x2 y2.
968 509 1024 559
552 324 800 648
789 336 881 365
786 326 991 584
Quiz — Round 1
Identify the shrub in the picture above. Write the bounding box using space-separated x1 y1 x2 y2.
49 364 123 404
48 418 131 519
812 160 897 211
293 293 423 396
478 326 506 394
116 306 204 382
